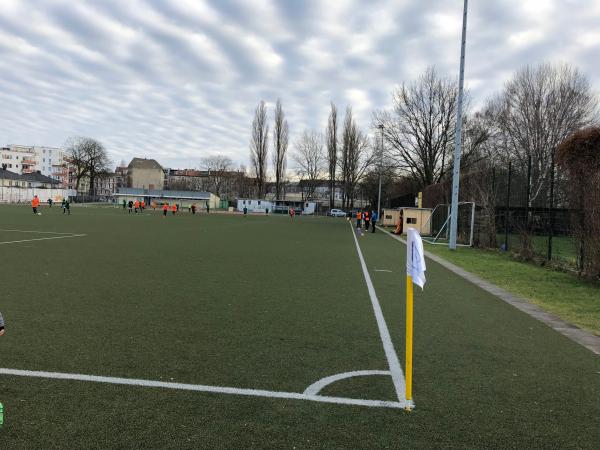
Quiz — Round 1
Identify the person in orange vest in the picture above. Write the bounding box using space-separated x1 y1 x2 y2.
31 195 40 215
394 210 404 235
162 202 169 217
134 200 140 213
356 210 362 228
171 204 177 215
363 210 370 230
141 200 146 211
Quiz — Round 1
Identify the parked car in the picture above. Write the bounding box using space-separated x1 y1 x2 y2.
328 209 346 217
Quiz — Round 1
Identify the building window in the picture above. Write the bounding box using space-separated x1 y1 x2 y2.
258 200 261 205
407 217 417 224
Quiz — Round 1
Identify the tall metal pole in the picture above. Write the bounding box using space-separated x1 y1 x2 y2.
448 0 469 250
377 124 384 219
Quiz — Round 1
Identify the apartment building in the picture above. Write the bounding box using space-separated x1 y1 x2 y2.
0 145 71 188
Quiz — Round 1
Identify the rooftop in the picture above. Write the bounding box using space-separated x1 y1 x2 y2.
128 158 163 170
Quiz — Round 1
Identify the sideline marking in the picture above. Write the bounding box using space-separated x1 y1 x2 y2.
303 370 391 396
0 368 406 409
0 228 78 235
349 224 411 406
0 234 86 245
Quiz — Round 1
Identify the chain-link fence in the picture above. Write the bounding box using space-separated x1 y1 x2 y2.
423 158 581 270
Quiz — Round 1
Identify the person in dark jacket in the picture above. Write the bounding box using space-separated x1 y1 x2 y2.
371 210 378 233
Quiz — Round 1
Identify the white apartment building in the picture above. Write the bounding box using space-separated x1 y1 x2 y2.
1 145 70 188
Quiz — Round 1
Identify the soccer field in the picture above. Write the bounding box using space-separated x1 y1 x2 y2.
0 204 599 449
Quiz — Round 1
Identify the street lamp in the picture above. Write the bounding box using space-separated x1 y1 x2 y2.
377 124 384 220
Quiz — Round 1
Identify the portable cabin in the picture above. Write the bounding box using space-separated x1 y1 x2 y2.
381 207 433 235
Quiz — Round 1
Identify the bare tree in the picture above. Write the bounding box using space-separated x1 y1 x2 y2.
250 101 269 198
200 155 233 197
340 108 374 208
272 99 288 200
374 66 459 188
86 141 111 196
326 102 338 209
64 136 110 195
64 137 89 191
496 63 598 206
293 130 326 201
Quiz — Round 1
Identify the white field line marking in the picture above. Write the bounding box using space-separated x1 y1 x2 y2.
0 234 86 245
0 228 78 235
0 368 406 409
375 269 393 272
350 224 407 404
303 370 390 396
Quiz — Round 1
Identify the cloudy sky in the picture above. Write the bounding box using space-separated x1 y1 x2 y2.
1 0 599 170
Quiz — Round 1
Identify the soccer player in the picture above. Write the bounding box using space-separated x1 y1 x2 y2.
122 199 127 210
356 210 362 228
162 203 168 217
191 204 197 215
141 200 146 211
289 207 295 220
364 210 370 230
243 206 248 216
64 198 71 215
171 204 177 215
0 311 4 336
128 200 133 213
31 195 40 214
134 200 140 213
206 202 210 214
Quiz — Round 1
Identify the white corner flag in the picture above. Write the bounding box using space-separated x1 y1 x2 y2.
406 228 426 289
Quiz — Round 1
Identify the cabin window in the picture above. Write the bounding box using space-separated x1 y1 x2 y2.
407 217 417 224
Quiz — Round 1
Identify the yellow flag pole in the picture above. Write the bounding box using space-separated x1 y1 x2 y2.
405 274 414 405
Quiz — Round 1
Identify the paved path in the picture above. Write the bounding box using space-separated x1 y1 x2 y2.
381 228 600 356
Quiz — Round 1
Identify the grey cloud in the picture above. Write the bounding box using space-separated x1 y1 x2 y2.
0 0 599 169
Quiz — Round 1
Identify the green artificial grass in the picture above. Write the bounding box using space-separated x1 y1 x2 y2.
423 243 600 336
0 205 599 449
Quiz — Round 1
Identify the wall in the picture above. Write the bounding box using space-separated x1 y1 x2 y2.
0 187 77 203
128 168 165 190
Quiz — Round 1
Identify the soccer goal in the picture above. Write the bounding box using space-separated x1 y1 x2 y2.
422 202 475 246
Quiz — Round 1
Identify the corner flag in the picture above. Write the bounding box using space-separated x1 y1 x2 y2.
406 228 426 288
405 227 426 408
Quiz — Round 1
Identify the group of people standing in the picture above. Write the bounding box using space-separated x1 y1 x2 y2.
354 208 379 233
124 199 146 213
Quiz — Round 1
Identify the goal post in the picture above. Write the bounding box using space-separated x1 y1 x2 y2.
422 202 475 247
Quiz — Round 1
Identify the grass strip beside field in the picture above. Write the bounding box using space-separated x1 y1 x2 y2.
422 242 600 336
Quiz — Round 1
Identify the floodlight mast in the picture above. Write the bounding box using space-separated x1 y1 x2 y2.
449 0 469 250
377 124 384 219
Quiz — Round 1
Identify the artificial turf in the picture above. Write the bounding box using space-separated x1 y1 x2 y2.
0 204 599 449
423 243 600 335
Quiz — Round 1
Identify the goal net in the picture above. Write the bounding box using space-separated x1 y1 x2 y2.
422 202 475 246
